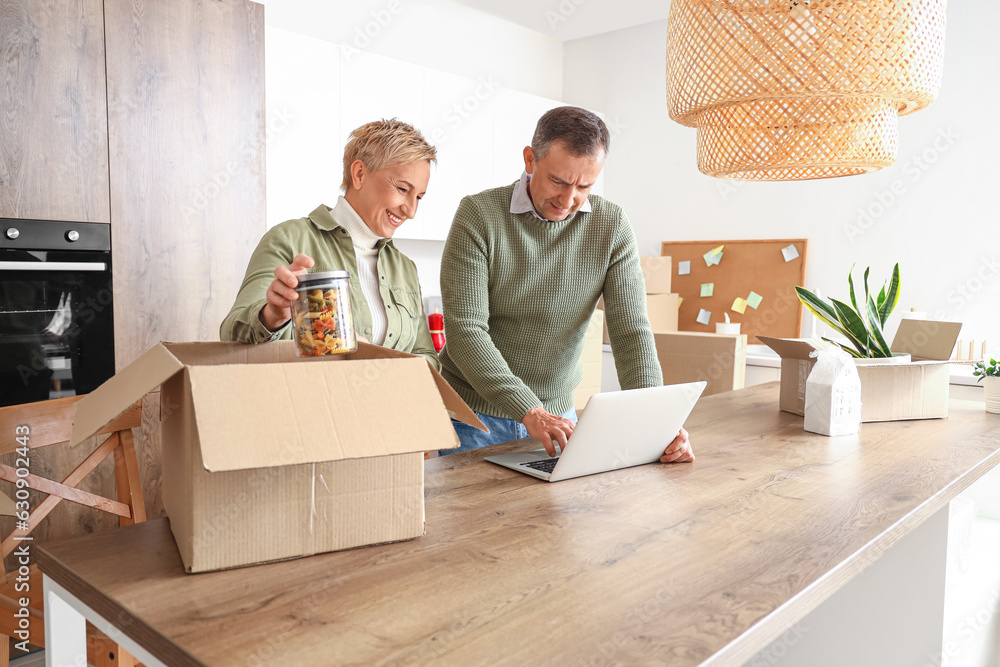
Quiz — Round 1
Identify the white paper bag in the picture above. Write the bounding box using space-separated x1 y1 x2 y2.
804 348 862 436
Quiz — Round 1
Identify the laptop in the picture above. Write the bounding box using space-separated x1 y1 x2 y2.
485 381 707 482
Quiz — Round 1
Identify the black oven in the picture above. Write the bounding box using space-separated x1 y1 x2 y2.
0 219 115 407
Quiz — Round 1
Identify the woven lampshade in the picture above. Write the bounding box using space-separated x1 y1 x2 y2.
666 0 947 180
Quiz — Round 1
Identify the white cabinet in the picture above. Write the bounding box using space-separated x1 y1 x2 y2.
491 87 562 187
409 68 495 241
338 50 424 153
491 87 605 199
265 32 605 240
264 26 340 228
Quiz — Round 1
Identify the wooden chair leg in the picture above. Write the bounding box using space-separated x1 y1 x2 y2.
87 624 138 666
1 634 10 667
113 429 147 527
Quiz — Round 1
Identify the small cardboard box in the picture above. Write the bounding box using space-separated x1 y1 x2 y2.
574 308 604 411
599 293 680 345
757 319 963 422
597 257 676 344
654 331 747 397
69 341 486 573
640 256 672 294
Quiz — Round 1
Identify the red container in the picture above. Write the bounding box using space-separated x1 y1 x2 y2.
428 311 445 353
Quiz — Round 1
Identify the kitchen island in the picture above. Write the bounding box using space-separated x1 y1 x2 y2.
39 383 1000 666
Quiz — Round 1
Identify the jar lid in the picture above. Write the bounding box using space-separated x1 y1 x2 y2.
294 270 351 290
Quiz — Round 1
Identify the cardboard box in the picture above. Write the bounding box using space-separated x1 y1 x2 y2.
574 308 604 411
757 319 963 422
640 256 672 294
654 331 747 397
599 293 680 345
70 341 486 573
596 257 676 345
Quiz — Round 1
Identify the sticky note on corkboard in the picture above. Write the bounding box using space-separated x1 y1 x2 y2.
660 239 807 341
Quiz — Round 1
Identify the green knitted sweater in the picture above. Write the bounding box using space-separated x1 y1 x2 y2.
439 183 663 420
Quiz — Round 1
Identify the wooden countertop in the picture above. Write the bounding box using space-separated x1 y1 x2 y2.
38 383 1000 666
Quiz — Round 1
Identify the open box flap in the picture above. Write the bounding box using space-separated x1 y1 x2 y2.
70 343 185 447
340 342 488 435
168 340 485 437
163 340 301 366
890 320 962 361
755 336 828 361
189 356 455 472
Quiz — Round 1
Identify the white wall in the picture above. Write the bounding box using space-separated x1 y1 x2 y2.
259 0 563 100
563 5 1000 354
256 0 564 302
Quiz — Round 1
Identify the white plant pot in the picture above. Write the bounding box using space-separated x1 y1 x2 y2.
985 376 1000 415
852 353 912 367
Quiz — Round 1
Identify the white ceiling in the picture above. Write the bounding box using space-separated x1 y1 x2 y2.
445 0 672 42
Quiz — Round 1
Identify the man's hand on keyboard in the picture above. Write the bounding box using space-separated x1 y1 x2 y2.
522 407 575 457
659 427 694 464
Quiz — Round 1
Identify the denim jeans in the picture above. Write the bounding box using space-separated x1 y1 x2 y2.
447 407 578 455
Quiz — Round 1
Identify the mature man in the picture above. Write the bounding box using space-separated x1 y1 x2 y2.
439 106 693 463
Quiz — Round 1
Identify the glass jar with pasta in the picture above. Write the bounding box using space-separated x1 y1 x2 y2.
289 270 357 356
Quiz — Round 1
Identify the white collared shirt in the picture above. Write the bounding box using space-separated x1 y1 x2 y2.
509 171 593 222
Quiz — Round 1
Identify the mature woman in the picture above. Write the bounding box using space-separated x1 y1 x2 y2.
221 119 439 368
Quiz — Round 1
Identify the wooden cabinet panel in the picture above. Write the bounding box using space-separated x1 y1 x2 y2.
103 0 265 522
0 0 111 223
104 0 266 370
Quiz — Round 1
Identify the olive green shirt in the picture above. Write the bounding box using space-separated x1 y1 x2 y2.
220 203 440 370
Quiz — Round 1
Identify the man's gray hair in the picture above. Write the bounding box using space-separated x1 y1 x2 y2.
531 106 610 160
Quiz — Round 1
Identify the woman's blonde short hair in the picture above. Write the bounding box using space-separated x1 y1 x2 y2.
341 119 437 191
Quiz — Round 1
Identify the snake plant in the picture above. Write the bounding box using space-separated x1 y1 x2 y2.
795 264 901 358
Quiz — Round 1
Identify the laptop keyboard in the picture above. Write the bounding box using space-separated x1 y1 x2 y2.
521 458 559 474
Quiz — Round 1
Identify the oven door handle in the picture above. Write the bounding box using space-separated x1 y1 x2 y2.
0 261 107 272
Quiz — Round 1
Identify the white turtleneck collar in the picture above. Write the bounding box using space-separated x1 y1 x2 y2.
329 195 388 345
332 196 381 251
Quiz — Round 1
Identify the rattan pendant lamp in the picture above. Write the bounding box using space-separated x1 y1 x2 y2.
665 0 947 180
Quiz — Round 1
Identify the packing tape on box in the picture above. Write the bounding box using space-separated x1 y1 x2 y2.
307 464 333 535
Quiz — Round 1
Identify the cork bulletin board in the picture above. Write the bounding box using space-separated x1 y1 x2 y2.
660 239 808 343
